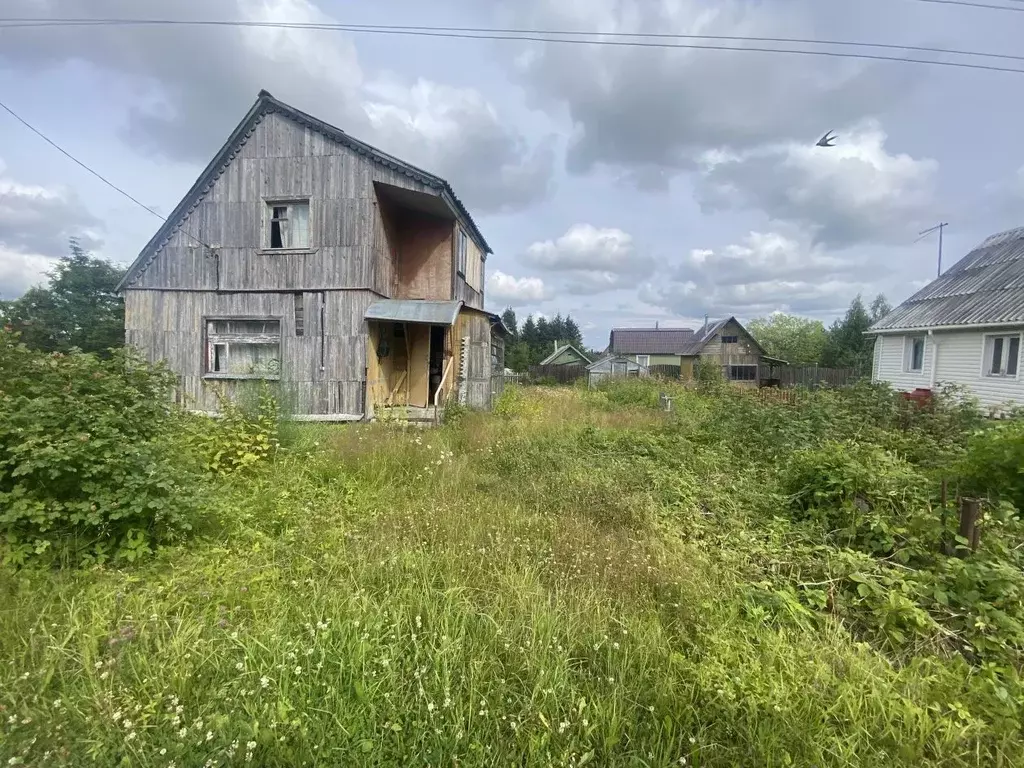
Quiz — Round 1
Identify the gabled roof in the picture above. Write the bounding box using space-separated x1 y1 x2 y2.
679 317 767 356
587 354 648 372
608 327 695 355
538 343 591 366
870 226 1024 333
117 89 491 291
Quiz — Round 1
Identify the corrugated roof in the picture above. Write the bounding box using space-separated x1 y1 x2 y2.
365 300 462 326
871 226 1024 332
609 328 695 354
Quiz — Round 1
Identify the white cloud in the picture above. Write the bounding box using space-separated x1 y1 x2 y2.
696 121 938 247
487 270 551 303
522 224 655 294
0 0 555 213
0 161 102 298
640 229 881 318
507 0 916 184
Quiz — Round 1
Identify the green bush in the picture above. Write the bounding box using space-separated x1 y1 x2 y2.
782 440 930 554
960 420 1024 512
185 382 281 476
0 332 201 565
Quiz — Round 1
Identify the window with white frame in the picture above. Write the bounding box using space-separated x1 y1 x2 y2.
984 334 1021 378
266 201 310 249
904 336 925 373
456 226 468 276
636 355 650 368
206 319 282 378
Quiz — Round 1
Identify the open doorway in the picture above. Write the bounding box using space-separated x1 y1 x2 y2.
428 325 446 404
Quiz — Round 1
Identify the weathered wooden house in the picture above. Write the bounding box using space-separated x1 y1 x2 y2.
118 90 507 420
678 317 780 385
608 319 782 384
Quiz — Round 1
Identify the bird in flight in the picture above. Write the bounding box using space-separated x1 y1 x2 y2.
816 130 838 148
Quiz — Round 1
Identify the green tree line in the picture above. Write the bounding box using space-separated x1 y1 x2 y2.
748 294 891 371
1 239 125 356
500 307 586 372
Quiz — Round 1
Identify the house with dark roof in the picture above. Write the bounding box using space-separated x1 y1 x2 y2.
609 320 781 384
607 327 696 368
868 226 1024 409
120 90 506 420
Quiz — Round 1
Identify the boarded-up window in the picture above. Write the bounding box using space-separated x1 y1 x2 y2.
294 293 304 337
267 201 310 249
206 318 281 378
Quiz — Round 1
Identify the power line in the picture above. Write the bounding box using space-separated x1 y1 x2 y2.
3 18 1024 65
0 98 210 250
907 0 1024 12
2 18 1024 75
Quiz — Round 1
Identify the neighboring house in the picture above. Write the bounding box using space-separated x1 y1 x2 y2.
609 319 781 384
868 226 1024 409
587 355 649 387
538 341 591 367
118 90 507 420
607 327 696 368
679 317 781 385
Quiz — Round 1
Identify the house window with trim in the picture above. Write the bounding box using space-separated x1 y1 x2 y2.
205 319 282 378
456 226 468 276
636 355 650 368
728 365 757 381
904 336 925 373
266 201 310 249
984 334 1021 378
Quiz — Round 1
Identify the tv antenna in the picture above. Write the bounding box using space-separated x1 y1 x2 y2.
916 222 949 277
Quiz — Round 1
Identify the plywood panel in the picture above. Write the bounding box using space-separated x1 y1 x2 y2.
407 324 431 407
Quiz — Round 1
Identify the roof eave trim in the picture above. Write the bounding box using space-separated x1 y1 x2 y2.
867 320 1024 334
117 95 269 293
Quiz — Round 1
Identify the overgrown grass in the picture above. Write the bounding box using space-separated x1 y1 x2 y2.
2 382 1023 766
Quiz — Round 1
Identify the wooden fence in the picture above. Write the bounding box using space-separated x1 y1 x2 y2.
774 366 862 389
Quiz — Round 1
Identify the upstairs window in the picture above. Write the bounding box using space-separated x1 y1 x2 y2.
456 226 468 276
721 335 739 344
266 201 309 249
985 334 1021 378
904 336 925 373
206 318 281 378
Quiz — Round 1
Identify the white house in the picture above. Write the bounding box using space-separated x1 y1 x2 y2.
868 226 1024 409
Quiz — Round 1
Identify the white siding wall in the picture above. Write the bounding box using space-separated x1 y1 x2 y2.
872 334 933 392
872 329 1024 409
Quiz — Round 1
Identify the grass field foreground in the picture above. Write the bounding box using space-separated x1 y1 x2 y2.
2 380 1023 767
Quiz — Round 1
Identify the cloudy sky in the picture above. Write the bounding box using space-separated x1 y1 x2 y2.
2 0 1024 346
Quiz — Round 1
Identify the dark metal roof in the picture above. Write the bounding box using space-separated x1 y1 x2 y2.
365 300 463 326
870 226 1024 332
118 90 491 291
609 328 695 354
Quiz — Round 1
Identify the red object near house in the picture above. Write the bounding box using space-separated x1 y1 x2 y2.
903 388 933 409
